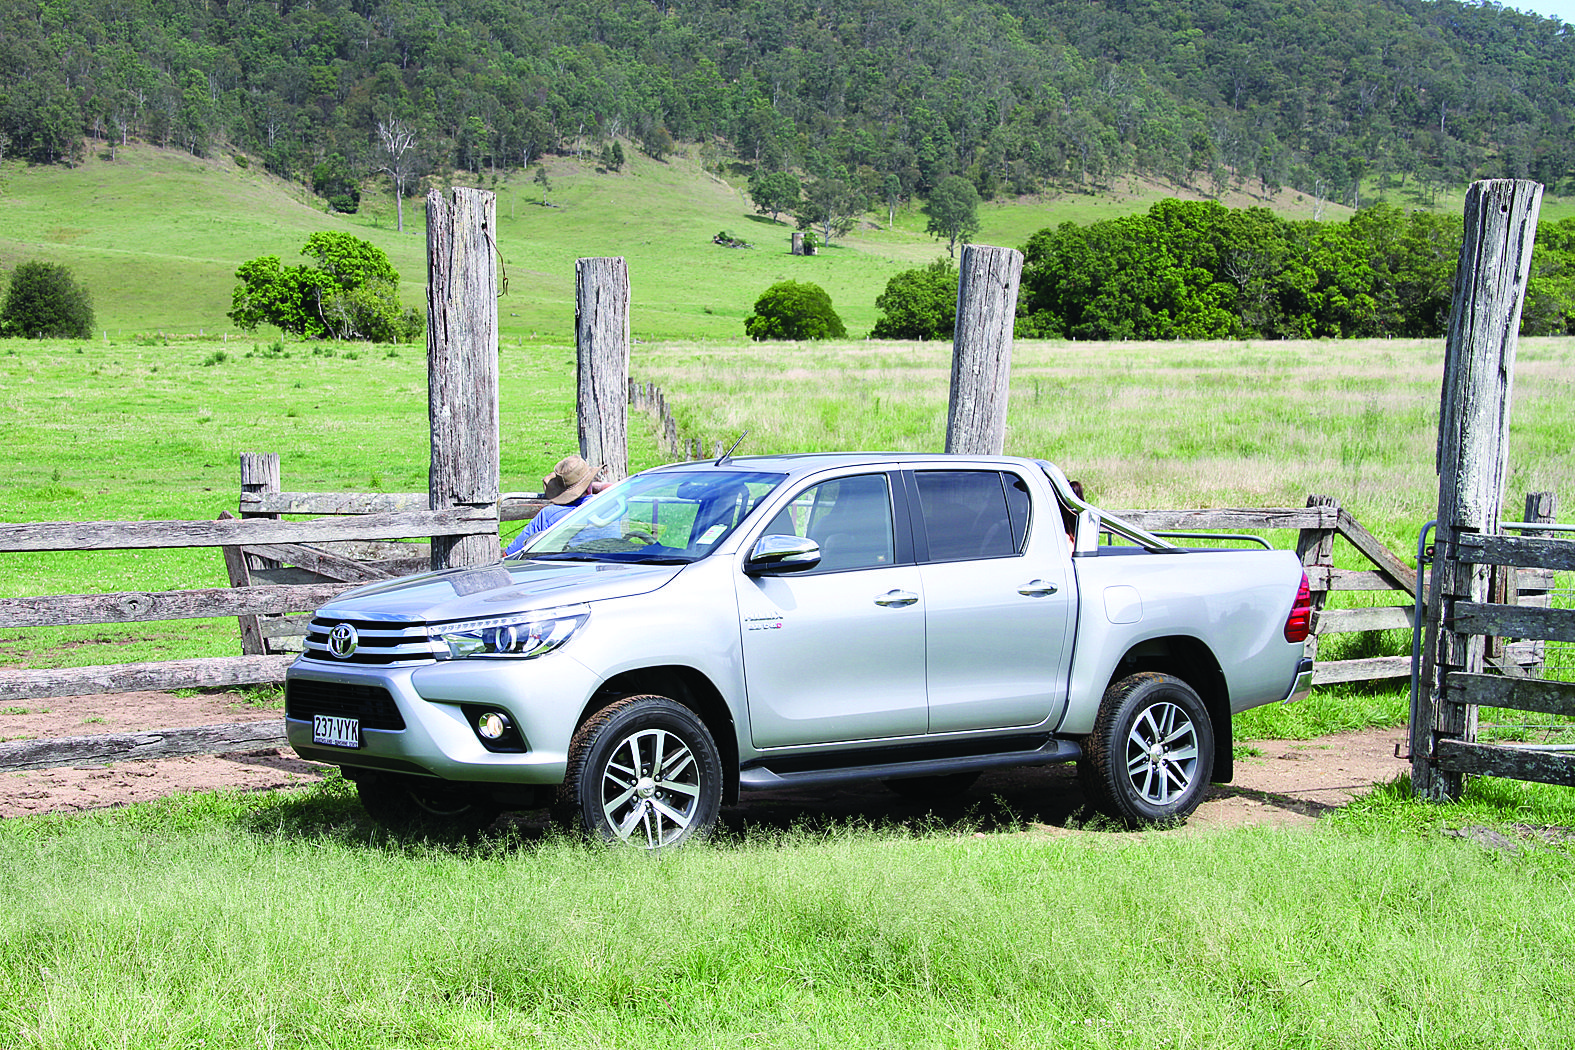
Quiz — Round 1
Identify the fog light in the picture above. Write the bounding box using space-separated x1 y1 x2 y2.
476 711 511 740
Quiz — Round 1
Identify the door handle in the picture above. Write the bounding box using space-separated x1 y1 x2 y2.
875 589 919 608
1018 579 1059 597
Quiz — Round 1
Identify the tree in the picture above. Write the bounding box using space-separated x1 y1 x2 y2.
924 176 980 258
533 164 552 203
747 170 800 223
870 260 958 340
642 124 675 161
376 117 419 233
1 261 95 339
228 233 422 342
302 231 399 289
795 177 862 244
882 173 903 227
744 281 847 341
311 154 361 213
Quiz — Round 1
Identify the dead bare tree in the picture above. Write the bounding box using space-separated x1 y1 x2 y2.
377 117 418 232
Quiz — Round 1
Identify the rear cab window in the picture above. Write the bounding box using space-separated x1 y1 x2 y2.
913 470 1031 562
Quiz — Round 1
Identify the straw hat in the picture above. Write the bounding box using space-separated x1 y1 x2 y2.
542 455 600 504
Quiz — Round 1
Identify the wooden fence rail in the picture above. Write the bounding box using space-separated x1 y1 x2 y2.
1116 497 1423 687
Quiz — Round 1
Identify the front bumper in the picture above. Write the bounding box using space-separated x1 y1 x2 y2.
284 653 600 784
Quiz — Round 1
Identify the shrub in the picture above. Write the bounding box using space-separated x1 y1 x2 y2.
311 154 360 211
744 280 847 341
228 232 423 342
0 261 95 339
871 259 958 340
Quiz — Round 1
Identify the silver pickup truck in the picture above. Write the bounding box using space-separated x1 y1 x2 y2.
285 454 1313 844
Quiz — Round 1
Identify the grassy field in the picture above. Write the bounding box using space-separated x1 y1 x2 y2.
0 775 1572 1049
632 336 1575 557
3 335 1574 1046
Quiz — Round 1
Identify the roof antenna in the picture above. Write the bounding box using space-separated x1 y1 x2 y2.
716 430 750 466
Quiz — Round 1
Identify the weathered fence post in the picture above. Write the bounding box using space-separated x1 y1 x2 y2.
945 244 1024 455
576 257 630 482
225 452 281 655
1413 178 1543 801
426 187 500 570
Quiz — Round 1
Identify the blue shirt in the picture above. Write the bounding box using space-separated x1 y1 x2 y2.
503 493 589 557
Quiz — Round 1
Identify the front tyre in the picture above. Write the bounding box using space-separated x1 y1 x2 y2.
1084 673 1215 827
559 695 723 849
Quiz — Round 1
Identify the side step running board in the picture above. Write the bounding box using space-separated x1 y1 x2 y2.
739 737 1082 791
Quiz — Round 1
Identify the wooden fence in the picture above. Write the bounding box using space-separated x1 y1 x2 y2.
1423 528 1575 789
1411 180 1575 798
630 378 740 462
1115 496 1421 687
0 471 498 772
3 455 1453 776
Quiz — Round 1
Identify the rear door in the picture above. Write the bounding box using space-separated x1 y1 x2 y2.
908 469 1075 734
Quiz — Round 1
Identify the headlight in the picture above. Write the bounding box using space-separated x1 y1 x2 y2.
429 605 589 660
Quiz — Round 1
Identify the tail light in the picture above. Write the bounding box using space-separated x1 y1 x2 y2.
1283 572 1313 643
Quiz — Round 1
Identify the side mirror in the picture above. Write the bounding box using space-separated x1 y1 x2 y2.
745 535 822 575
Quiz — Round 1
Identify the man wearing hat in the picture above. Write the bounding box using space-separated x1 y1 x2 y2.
503 455 607 556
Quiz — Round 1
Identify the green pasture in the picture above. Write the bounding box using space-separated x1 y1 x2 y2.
633 336 1575 559
0 775 1571 1050
0 145 946 343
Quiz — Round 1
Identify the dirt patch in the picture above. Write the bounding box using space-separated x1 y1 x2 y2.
0 690 1409 827
0 690 329 818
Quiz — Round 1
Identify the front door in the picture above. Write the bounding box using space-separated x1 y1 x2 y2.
737 473 928 748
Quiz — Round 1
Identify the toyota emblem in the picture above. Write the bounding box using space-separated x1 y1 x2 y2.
327 623 359 659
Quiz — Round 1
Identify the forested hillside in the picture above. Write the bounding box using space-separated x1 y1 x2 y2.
2 0 1572 210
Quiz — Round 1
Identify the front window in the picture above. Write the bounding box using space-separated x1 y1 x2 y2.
760 473 895 572
512 469 784 563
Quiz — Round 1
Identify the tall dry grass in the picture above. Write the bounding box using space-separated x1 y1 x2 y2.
636 336 1575 553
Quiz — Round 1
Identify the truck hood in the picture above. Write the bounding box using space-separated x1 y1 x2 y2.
312 559 685 624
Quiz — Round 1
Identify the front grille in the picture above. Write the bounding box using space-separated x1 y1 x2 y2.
285 679 407 731
302 617 438 665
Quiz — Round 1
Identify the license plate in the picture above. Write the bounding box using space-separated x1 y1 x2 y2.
313 714 361 749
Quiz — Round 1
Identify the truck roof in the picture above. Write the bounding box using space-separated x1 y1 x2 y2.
642 451 1052 480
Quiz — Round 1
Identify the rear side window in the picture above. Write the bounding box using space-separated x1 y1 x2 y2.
915 471 1030 562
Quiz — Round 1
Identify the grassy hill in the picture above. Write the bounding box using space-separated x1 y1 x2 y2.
0 142 1345 344
4 142 1573 344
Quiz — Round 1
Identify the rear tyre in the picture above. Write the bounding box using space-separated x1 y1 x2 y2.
354 772 501 836
882 772 980 801
558 694 723 849
1084 672 1215 828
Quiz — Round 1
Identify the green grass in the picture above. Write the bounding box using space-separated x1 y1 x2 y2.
0 778 1570 1049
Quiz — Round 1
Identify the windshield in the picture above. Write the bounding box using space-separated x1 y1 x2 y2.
510 469 785 563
